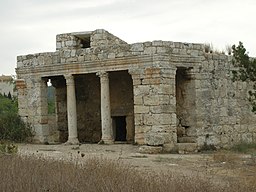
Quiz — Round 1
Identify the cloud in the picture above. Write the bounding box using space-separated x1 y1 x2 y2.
0 0 256 74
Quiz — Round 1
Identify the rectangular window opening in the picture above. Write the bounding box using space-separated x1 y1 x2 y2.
75 34 91 48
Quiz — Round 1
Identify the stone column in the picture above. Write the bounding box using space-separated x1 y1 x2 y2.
97 71 114 144
64 74 79 144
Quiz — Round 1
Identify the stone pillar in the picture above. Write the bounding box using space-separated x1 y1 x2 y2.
129 66 177 152
97 71 114 144
33 78 49 143
64 74 79 144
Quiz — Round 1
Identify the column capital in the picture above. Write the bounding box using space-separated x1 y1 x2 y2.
96 71 108 78
64 74 74 80
64 74 75 85
33 77 48 85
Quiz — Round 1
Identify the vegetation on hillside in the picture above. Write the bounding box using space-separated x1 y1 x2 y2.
0 94 32 142
232 42 256 112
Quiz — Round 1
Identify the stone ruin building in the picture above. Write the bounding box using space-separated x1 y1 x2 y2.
16 29 256 153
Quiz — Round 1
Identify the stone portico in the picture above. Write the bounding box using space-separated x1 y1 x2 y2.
16 29 256 153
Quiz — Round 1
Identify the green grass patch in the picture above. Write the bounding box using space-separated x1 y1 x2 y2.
0 141 18 154
231 142 256 154
0 94 33 142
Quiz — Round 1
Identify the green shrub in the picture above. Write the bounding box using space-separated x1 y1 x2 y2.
0 94 33 142
231 142 256 154
0 141 18 154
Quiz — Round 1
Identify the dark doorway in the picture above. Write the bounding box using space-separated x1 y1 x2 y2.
113 116 127 141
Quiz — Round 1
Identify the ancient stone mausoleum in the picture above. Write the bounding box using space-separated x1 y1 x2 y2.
16 29 256 153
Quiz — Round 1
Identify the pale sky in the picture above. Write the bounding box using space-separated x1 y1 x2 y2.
0 0 255 75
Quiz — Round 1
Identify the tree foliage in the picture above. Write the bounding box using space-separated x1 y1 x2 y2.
0 94 33 142
232 42 256 112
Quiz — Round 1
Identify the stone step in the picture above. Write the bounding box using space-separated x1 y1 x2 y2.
177 143 198 154
177 136 197 143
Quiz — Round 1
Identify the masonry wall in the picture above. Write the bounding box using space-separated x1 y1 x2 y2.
194 54 256 148
16 75 49 143
130 66 177 151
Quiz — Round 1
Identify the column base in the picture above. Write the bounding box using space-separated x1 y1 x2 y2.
65 137 80 145
98 139 114 145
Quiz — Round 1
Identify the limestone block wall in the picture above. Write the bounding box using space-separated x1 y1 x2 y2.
130 66 177 150
16 76 49 143
194 54 256 148
16 29 205 70
55 29 130 64
129 41 256 149
130 40 204 58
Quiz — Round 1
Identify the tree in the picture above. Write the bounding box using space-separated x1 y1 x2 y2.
0 94 33 142
7 92 12 100
232 42 256 112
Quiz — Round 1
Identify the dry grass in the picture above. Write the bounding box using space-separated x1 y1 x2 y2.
0 154 255 192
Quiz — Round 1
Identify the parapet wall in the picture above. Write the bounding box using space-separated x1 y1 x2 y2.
17 29 206 69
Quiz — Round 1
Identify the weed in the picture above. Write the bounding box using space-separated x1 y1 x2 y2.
0 94 33 142
0 141 18 154
0 154 255 192
231 142 256 154
153 156 179 163
200 142 217 151
131 155 148 158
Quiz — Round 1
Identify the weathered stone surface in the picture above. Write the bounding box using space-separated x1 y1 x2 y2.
144 133 165 146
138 146 163 154
163 143 176 153
177 143 198 154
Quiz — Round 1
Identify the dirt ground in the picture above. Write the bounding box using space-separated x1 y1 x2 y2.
17 143 256 187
